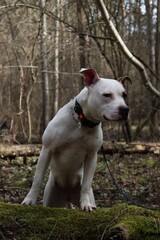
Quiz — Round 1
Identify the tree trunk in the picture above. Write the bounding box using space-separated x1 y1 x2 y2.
144 0 158 136
40 0 50 130
54 0 60 114
3 0 27 140
77 0 86 89
155 0 160 78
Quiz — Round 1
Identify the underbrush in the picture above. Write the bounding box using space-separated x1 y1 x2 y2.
0 152 160 210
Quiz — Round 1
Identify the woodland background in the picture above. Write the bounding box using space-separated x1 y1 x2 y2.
0 0 160 144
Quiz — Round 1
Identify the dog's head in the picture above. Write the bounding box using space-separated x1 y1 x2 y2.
80 68 132 122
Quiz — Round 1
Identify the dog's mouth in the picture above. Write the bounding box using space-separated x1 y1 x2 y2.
103 115 123 121
103 114 128 121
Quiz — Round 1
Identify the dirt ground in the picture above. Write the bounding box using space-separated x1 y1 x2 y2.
0 151 160 210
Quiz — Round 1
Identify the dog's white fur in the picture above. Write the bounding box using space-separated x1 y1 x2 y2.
22 68 129 211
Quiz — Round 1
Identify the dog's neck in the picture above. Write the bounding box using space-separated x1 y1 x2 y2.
74 100 100 128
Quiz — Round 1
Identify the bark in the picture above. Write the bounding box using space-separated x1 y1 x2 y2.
77 0 86 89
133 101 159 140
155 0 160 77
40 0 50 130
54 0 60 114
26 73 36 143
102 141 160 155
0 144 41 159
144 0 158 135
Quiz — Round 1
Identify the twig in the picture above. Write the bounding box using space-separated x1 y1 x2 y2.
0 231 6 240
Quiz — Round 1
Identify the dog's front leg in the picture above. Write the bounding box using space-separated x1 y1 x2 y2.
80 152 97 212
22 146 51 205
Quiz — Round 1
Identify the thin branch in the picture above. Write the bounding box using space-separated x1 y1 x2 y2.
0 65 38 69
0 3 115 41
1 1 159 90
96 0 160 98
0 3 77 32
78 32 115 41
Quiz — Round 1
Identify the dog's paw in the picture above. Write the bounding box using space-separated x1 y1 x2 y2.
80 202 96 212
21 195 37 206
80 194 97 212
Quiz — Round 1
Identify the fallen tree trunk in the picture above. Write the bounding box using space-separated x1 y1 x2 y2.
0 203 160 240
0 142 160 161
0 144 41 161
102 141 160 155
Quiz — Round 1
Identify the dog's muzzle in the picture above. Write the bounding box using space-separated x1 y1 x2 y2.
118 106 129 120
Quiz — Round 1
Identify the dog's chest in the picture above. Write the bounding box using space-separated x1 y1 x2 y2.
63 126 102 150
50 126 102 171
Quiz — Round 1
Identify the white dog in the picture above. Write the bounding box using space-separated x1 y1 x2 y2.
22 68 131 211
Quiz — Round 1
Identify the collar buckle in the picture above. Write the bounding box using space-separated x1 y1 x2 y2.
74 100 100 128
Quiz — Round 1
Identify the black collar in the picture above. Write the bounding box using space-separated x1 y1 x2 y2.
74 100 100 128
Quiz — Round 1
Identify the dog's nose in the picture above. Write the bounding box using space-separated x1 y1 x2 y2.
119 106 129 120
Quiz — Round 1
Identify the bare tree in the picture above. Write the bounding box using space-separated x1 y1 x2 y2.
2 0 27 140
0 0 160 142
144 0 158 136
155 0 160 78
40 0 50 130
54 0 60 114
96 0 160 98
77 0 86 89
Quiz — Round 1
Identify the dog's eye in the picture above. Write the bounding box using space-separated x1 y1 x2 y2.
123 92 127 99
103 93 112 98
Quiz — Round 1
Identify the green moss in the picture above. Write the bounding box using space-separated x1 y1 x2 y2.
0 202 160 239
117 215 157 239
107 205 160 239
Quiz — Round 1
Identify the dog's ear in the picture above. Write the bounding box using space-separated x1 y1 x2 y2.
118 76 132 88
80 68 100 87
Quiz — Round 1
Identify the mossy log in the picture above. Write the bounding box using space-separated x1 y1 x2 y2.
0 203 160 240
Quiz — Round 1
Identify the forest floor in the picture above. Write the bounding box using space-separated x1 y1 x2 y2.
0 144 160 210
